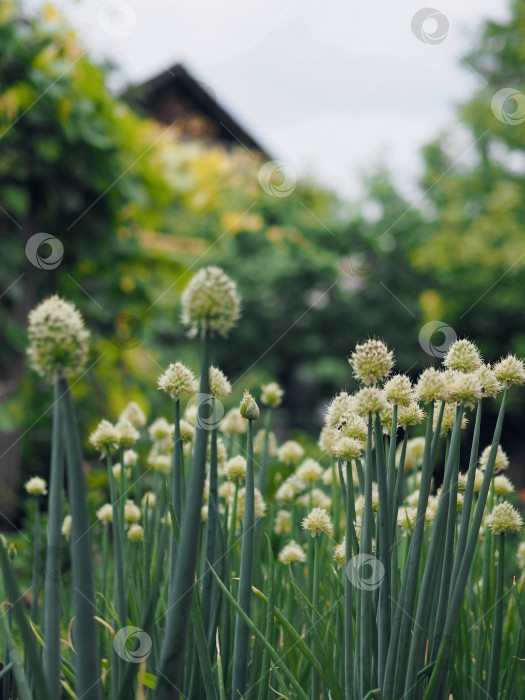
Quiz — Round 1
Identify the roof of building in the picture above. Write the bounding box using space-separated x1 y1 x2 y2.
125 63 271 158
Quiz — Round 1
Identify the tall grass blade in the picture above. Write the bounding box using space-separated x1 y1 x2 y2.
0 538 50 700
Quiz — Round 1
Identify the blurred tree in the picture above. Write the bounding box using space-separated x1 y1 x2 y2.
0 1 370 517
386 0 525 487
411 0 525 363
0 0 185 514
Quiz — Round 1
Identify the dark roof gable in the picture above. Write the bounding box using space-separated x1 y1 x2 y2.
125 63 270 158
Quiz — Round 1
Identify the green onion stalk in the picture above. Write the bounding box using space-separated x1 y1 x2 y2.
403 404 464 698
29 495 42 624
344 460 355 700
167 397 182 610
43 380 65 700
156 329 210 697
202 412 220 644
59 377 102 700
232 391 259 699
383 401 437 695
359 417 374 695
373 412 391 686
424 390 507 698
487 533 505 699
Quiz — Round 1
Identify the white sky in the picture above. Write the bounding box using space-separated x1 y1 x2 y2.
27 0 510 199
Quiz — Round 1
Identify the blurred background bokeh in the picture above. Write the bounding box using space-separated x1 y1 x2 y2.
2 0 525 522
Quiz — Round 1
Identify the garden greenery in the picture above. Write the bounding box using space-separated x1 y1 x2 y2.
1 266 525 700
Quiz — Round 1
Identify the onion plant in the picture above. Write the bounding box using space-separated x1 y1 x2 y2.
2 277 525 700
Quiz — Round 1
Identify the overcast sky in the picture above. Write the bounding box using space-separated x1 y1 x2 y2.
27 0 510 199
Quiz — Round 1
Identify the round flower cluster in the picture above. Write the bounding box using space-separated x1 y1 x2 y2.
443 340 482 373
324 392 356 428
278 441 305 466
220 408 247 434
24 476 47 496
337 413 368 442
479 444 509 473
276 475 305 503
493 355 525 388
334 537 346 566
115 419 140 447
415 368 449 404
260 382 284 407
448 372 483 410
353 387 387 416
295 458 323 483
274 510 292 534
223 455 247 481
209 366 232 399
383 374 413 406
181 266 241 337
123 449 138 467
474 364 502 398
124 500 141 523
96 504 113 522
278 541 306 564
128 524 144 541
318 426 338 453
158 362 198 400
89 419 118 455
119 402 147 428
149 417 172 442
485 501 523 534
179 420 195 443
301 507 334 537
27 295 90 380
494 475 514 496
397 402 425 429
349 339 394 386
331 436 363 461
298 488 331 509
